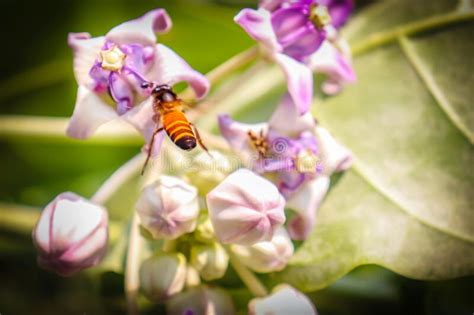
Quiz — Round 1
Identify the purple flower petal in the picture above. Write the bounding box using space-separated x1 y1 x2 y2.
318 0 354 29
268 94 316 136
308 40 356 95
68 33 105 86
259 0 286 11
106 9 172 46
234 8 282 53
66 86 118 139
108 72 134 115
274 53 313 115
271 6 325 60
149 44 210 100
287 176 330 240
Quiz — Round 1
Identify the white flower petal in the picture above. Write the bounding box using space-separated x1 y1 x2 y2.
106 9 172 46
234 8 282 53
287 176 330 240
66 86 118 139
274 53 313 115
268 94 316 137
67 33 104 86
315 126 353 175
308 40 356 95
148 44 210 100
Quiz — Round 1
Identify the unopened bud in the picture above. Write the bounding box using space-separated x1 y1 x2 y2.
140 253 187 302
136 176 199 239
231 227 293 273
32 192 108 276
207 169 286 245
191 242 229 281
167 286 235 315
249 284 317 315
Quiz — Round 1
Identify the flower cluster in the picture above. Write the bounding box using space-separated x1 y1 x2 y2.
236 0 355 114
219 94 352 240
31 1 356 313
67 9 209 156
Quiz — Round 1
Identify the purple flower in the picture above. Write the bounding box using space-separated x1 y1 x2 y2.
67 9 209 156
235 0 355 113
218 94 352 240
32 192 108 276
206 169 286 245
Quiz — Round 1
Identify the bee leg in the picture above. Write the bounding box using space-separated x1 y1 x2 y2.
141 127 164 175
190 123 212 158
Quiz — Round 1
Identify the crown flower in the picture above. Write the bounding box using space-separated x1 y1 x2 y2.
235 0 355 113
136 176 200 240
67 9 209 156
206 169 286 245
32 192 108 276
218 94 352 239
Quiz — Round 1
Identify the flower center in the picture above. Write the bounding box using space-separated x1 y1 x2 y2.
295 149 319 173
310 4 332 29
100 46 126 71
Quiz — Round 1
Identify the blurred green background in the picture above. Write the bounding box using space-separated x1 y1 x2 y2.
0 0 472 314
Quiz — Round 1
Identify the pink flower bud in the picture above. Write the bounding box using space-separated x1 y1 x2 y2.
136 176 200 240
206 169 286 245
231 227 293 273
140 253 187 301
32 192 108 276
167 286 235 315
249 284 317 315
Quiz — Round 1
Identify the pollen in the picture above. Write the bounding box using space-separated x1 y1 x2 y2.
100 46 126 71
310 5 332 29
295 149 319 173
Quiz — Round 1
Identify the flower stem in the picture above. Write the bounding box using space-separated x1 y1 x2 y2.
351 11 474 56
91 153 145 205
124 212 142 315
226 246 268 297
180 46 259 102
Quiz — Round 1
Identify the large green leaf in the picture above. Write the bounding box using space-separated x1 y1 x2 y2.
274 0 474 291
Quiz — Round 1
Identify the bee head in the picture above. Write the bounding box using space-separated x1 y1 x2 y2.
151 84 176 103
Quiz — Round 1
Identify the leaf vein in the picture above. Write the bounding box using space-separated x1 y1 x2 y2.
397 35 474 144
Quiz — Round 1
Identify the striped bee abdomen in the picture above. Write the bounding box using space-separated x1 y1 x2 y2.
162 111 197 151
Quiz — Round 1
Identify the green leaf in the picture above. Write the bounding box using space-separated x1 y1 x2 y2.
274 0 474 291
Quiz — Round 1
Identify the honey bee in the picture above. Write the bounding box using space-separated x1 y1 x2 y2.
141 83 209 174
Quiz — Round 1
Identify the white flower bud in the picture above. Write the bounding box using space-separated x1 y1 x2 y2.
186 150 235 195
167 286 235 315
249 285 317 315
136 176 199 239
206 169 286 245
191 242 229 281
231 227 293 273
32 192 108 276
140 253 187 302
